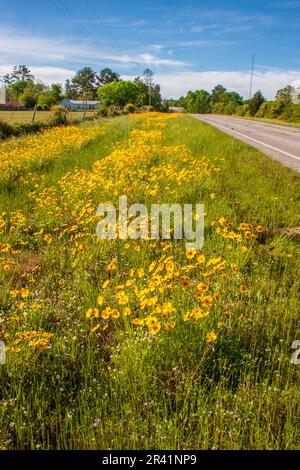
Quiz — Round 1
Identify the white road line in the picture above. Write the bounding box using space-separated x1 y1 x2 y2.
198 117 300 162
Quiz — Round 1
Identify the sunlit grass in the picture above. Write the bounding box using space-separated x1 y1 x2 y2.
0 110 95 124
0 114 299 450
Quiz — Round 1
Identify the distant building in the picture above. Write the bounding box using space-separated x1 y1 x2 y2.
292 87 300 104
59 99 100 110
0 86 21 108
0 86 6 105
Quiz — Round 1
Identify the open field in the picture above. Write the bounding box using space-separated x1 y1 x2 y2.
0 113 299 450
0 110 96 124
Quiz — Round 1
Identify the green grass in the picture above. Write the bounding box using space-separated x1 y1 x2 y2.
233 114 300 128
0 114 299 450
0 110 95 124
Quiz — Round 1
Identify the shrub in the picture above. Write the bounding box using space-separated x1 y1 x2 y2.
255 102 271 118
0 120 15 140
160 100 169 113
49 105 68 126
13 121 48 137
290 104 300 122
96 105 109 117
235 104 249 116
143 105 154 112
107 106 123 117
123 103 136 114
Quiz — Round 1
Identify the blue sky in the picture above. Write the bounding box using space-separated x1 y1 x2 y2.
1 0 300 98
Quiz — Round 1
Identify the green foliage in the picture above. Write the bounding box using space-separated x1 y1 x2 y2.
37 85 63 109
98 68 120 86
0 120 51 141
255 102 271 118
1 65 34 85
0 115 299 449
249 90 265 116
123 103 136 114
185 90 211 113
98 80 139 107
0 120 15 139
49 105 68 126
213 91 243 115
275 85 295 104
19 89 37 108
8 80 30 98
160 100 170 113
211 84 227 104
71 67 97 99
143 105 154 112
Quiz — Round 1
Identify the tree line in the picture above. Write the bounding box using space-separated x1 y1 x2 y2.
170 84 300 122
1 65 165 112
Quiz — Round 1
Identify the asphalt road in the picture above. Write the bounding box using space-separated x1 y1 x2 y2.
191 114 300 173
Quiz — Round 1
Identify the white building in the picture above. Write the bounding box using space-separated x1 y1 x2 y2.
59 99 99 110
0 86 6 105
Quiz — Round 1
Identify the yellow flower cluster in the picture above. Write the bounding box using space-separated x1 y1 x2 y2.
6 331 54 352
0 123 105 182
0 113 262 352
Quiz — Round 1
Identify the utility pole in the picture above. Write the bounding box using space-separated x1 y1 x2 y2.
249 54 255 100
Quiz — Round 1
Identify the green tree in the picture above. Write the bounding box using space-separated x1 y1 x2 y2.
71 67 97 99
97 80 139 107
1 73 13 85
211 84 226 104
49 83 63 102
11 65 34 82
185 90 211 113
37 84 62 108
142 68 154 106
8 80 30 98
134 77 162 109
1 65 34 85
98 68 120 86
255 101 271 118
249 90 265 116
275 85 295 105
64 79 75 99
213 91 243 115
19 89 37 107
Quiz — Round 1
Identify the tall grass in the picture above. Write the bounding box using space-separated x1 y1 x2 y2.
0 114 299 450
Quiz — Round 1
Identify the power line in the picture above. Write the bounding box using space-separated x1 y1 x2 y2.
60 0 113 55
49 0 112 57
72 0 118 55
85 0 123 55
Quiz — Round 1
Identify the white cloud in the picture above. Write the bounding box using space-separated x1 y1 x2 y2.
173 39 236 48
123 70 300 99
0 28 187 68
107 53 187 67
0 64 75 84
0 28 101 63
